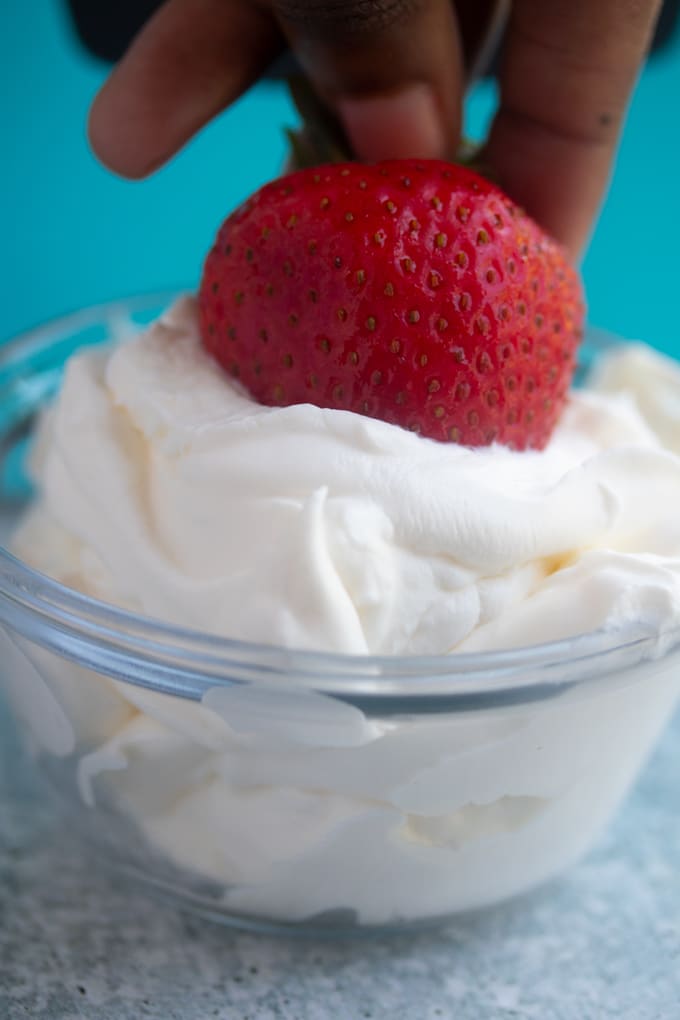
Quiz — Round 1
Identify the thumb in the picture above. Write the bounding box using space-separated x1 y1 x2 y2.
272 0 464 162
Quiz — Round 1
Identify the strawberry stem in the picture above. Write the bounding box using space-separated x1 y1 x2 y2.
285 75 353 170
456 137 498 182
285 74 497 180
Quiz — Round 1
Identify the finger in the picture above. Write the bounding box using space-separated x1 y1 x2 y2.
484 0 663 259
88 0 282 178
272 0 465 162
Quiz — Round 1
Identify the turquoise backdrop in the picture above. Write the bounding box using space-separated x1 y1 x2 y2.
2 0 679 356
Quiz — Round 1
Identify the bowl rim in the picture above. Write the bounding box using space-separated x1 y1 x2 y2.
0 296 677 714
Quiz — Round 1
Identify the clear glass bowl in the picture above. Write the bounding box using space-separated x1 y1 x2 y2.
1 297 679 935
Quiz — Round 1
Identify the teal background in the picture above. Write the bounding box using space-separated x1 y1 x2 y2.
1 0 679 355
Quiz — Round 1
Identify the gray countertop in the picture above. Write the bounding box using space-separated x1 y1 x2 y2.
1 696 679 1019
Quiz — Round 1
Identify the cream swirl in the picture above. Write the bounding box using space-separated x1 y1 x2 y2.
14 296 680 655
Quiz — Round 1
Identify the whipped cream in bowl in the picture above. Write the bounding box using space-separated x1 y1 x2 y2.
1 294 679 933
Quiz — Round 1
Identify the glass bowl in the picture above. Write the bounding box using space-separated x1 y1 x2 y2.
1 296 679 936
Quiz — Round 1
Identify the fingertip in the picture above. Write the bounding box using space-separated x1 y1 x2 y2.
336 84 453 162
87 84 157 179
86 0 282 179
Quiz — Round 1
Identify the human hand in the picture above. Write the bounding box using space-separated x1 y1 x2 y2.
89 0 663 259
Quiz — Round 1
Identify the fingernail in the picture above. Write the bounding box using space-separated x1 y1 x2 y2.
337 84 447 162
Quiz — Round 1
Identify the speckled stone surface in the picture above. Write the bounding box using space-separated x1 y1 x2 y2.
1 696 679 1020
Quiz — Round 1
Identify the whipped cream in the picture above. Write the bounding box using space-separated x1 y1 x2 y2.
7 297 680 927
13 297 680 655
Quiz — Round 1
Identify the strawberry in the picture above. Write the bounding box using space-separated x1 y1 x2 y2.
199 160 584 449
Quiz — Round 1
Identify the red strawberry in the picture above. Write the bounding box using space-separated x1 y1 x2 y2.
199 160 584 449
